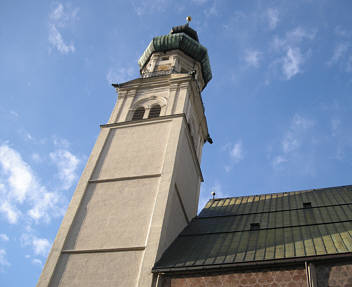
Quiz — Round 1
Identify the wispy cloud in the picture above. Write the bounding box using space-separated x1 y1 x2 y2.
272 155 288 166
131 0 169 16
230 141 244 163
204 0 218 17
282 47 303 80
31 153 42 163
327 41 352 73
50 149 80 191
9 110 19 118
106 66 137 84
272 114 314 167
191 0 208 4
0 249 10 270
244 49 262 68
0 234 9 242
48 3 78 54
282 114 314 153
267 8 279 30
222 140 245 172
328 43 348 66
271 27 316 80
223 140 245 163
32 258 43 266
21 234 51 258
331 118 341 136
0 201 19 224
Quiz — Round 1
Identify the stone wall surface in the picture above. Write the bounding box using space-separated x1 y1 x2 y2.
316 262 352 287
165 268 307 287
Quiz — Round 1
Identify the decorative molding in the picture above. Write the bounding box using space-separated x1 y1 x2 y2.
62 246 146 254
89 173 161 183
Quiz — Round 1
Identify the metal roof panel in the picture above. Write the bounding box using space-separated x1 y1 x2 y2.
154 185 352 272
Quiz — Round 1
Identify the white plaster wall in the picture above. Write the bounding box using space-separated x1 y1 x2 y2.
173 125 200 218
156 121 201 262
64 178 160 250
156 184 188 259
92 121 171 180
49 251 142 287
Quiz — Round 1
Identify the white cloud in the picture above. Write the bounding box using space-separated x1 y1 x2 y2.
331 118 341 136
328 43 348 66
0 249 10 269
32 238 51 257
291 114 315 130
230 141 244 163
282 47 303 79
267 8 279 30
0 234 9 242
204 0 218 17
347 55 352 72
32 258 43 266
31 153 42 163
192 0 208 4
282 114 314 153
272 114 315 167
9 110 19 118
131 0 168 16
271 27 315 80
0 145 34 203
49 25 75 54
0 201 20 224
50 149 80 190
21 234 51 257
48 3 78 54
53 136 70 149
244 49 261 68
27 188 62 222
272 156 288 167
222 141 245 172
286 27 316 43
0 144 67 224
106 66 137 84
334 26 350 38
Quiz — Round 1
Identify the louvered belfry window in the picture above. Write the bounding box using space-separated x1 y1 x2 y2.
148 105 161 118
132 107 145 120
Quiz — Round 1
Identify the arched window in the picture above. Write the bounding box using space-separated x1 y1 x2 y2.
132 107 145 120
148 104 161 118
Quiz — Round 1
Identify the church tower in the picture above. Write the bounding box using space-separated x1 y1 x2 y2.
37 20 212 287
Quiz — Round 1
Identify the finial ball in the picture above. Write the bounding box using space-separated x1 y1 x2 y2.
186 16 192 23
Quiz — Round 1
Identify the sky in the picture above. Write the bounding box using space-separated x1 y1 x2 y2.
1 0 352 285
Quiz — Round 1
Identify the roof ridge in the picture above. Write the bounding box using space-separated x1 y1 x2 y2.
206 184 352 202
196 201 352 219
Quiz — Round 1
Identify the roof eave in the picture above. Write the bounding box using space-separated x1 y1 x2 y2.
152 252 352 274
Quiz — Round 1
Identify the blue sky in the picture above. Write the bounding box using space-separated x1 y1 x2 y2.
1 0 352 285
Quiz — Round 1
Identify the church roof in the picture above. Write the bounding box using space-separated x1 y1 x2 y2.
153 185 352 273
138 24 212 88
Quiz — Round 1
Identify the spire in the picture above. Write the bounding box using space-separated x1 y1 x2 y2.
170 16 199 42
138 19 212 89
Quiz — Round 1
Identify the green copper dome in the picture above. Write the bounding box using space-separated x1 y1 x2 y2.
138 24 212 88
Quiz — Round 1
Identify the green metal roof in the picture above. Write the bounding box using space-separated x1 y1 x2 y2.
138 30 212 88
154 185 352 272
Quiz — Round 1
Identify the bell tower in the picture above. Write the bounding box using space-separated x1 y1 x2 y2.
37 20 212 287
